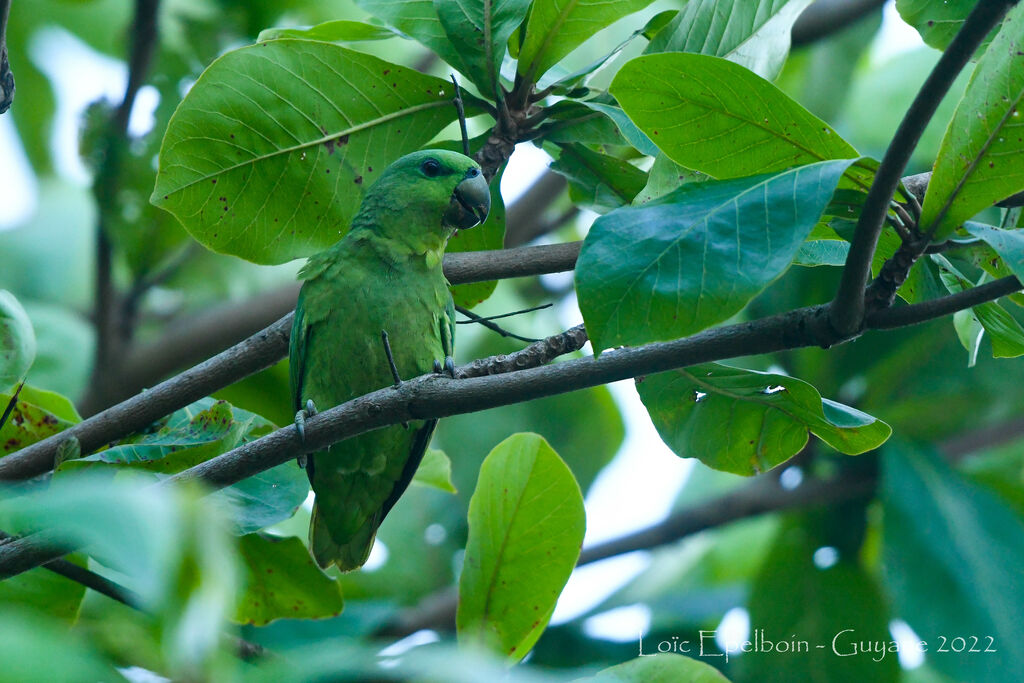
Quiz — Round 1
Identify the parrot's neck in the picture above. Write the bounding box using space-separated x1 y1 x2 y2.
349 227 449 270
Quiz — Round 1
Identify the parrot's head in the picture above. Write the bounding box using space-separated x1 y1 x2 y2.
361 149 490 231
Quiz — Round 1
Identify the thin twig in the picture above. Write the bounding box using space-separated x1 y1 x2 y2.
830 0 1016 336
456 303 552 324
450 75 470 157
0 380 23 431
455 305 541 343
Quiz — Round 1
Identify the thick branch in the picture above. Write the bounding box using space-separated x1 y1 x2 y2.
830 0 1016 336
1 244 583 480
791 0 887 48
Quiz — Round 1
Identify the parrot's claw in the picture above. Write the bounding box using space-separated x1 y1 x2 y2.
294 399 318 467
444 356 456 379
433 359 442 374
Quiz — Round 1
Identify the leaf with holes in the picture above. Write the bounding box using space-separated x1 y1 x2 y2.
234 533 344 626
576 159 856 352
636 363 891 476
152 40 457 265
611 53 869 184
921 2 1024 239
517 0 657 82
646 0 814 80
457 433 585 661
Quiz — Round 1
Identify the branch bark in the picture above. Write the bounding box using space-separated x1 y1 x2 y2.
830 0 1016 336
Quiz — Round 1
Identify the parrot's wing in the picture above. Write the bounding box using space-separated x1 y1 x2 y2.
379 419 437 521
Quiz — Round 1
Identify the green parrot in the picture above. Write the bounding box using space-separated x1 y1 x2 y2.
290 149 490 571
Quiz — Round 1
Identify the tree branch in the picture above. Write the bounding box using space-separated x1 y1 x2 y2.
1 244 584 480
902 170 1024 209
829 0 1016 337
791 0 888 48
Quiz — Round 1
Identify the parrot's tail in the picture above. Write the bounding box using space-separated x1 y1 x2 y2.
309 501 378 571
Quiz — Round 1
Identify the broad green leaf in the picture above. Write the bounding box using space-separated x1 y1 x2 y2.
576 159 857 351
896 0 1000 54
216 462 310 535
152 40 457 265
611 53 864 181
234 533 344 626
793 239 849 267
0 384 78 456
0 291 36 390
517 0 657 82
457 433 585 661
735 516 899 682
354 0 469 77
966 222 1024 283
582 653 731 682
551 142 647 213
633 153 707 204
882 442 1024 681
921 3 1024 239
646 0 814 80
435 0 532 94
975 300 1024 358
637 364 890 476
0 538 85 621
258 20 397 43
577 101 659 156
412 448 457 494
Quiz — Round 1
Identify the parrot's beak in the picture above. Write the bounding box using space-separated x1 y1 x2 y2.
446 168 490 230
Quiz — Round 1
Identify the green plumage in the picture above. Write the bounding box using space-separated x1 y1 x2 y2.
290 150 489 570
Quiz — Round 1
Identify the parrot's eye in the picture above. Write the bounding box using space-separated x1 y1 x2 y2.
421 158 441 177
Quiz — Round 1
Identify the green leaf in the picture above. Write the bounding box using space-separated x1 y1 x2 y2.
574 101 659 157
793 239 849 267
935 255 1024 361
257 20 398 43
0 554 85 622
0 291 36 390
435 0 532 94
645 0 814 80
457 433 585 661
0 384 79 456
882 442 1024 681
582 653 732 682
551 142 648 213
152 40 457 265
735 516 900 682
920 3 1024 239
412 448 457 494
611 53 863 181
62 398 306 534
974 299 1024 358
353 0 473 78
896 0 1000 54
966 223 1024 283
636 363 891 476
633 153 707 204
234 533 344 626
517 0 657 82
576 159 857 351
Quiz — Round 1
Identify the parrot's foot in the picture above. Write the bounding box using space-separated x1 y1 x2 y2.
433 356 457 379
294 399 317 468
380 330 403 388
